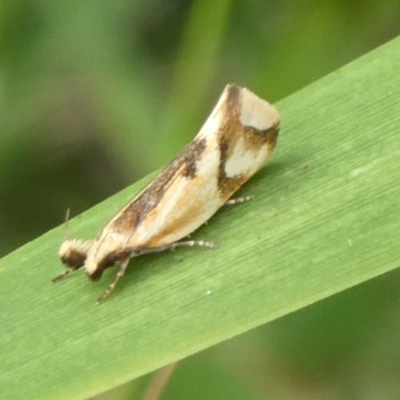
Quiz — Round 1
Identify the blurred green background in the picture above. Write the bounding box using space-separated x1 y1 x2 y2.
2 1 400 399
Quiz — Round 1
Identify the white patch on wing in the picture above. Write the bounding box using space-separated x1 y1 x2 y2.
239 88 280 131
224 138 269 178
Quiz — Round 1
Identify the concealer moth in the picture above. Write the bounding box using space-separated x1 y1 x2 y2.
54 83 281 302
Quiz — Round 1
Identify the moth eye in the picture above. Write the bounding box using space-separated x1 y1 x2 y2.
61 251 86 268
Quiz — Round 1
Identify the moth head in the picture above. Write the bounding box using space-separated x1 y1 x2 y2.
58 239 91 269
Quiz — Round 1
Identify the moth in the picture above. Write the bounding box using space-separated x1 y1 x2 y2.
54 84 280 302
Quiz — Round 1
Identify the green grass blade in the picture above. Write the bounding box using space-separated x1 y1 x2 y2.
2 36 400 400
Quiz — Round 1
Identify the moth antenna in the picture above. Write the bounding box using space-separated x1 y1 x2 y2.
64 208 71 241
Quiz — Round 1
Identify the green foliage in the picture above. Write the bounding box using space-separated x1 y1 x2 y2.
1 33 400 399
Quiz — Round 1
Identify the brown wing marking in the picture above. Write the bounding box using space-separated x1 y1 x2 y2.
107 137 207 236
216 85 279 199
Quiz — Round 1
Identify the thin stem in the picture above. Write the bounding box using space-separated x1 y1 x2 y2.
141 362 179 400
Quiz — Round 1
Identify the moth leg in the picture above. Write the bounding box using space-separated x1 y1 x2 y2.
224 195 254 206
136 240 216 256
168 240 216 250
97 257 130 304
52 267 80 283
